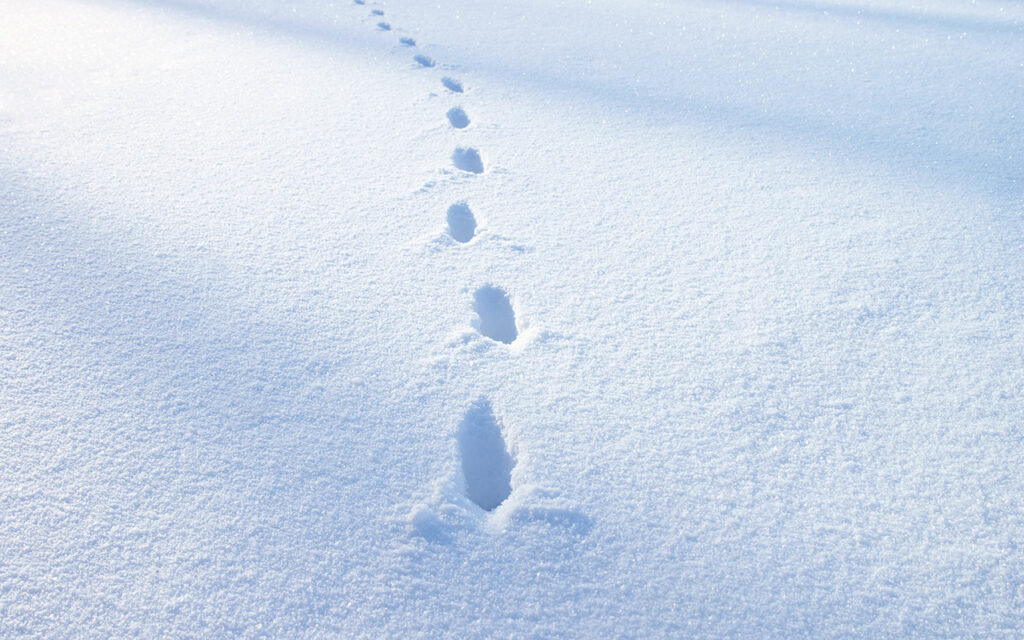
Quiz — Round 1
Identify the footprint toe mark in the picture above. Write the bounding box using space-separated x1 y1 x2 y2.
447 202 477 242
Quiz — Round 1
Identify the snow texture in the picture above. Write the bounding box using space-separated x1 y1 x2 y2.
2 0 1024 637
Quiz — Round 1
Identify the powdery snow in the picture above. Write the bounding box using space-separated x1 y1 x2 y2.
2 0 1023 637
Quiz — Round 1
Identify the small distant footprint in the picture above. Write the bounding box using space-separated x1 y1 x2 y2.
354 0 365 4
441 77 464 93
447 203 477 242
452 147 484 174
446 107 470 129
371 8 384 15
377 22 391 30
414 54 436 68
473 285 517 344
399 37 416 46
458 399 514 512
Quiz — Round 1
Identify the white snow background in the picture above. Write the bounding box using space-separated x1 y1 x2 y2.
2 0 1023 637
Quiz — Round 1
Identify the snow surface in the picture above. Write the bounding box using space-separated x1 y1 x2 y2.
2 0 1024 636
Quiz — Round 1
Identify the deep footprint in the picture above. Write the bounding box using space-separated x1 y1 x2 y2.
399 37 416 46
414 54 436 68
458 399 514 512
441 77 464 93
446 107 470 129
452 147 484 174
447 203 477 242
377 22 391 30
473 285 517 344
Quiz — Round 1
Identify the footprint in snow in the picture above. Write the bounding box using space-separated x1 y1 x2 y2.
473 285 517 344
447 202 477 243
446 107 470 129
414 54 436 68
377 22 391 30
399 37 416 47
441 77 464 93
371 8 384 15
452 147 484 174
354 0 364 4
458 399 514 512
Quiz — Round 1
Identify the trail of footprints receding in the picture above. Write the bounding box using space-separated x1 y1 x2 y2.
353 2 536 518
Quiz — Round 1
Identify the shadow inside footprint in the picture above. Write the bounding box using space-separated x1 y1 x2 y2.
458 399 514 512
447 202 476 242
473 285 517 344
441 77 463 93
399 37 416 46
377 22 391 30
371 8 384 15
414 54 435 68
446 107 470 129
452 147 484 174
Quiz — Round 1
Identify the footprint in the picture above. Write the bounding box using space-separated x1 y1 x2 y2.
414 54 436 68
446 202 477 242
377 22 391 30
473 285 517 344
446 107 470 129
452 147 484 174
458 399 514 512
399 37 416 46
371 8 384 15
354 0 365 4
441 77 464 93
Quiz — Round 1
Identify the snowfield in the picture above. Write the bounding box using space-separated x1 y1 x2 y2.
2 0 1023 637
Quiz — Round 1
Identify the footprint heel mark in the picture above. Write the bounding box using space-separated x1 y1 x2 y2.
399 37 416 46
447 202 477 242
473 285 517 344
446 107 470 129
414 54 436 68
441 77 464 93
458 399 514 512
452 147 484 174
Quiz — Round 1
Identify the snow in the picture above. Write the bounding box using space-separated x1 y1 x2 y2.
2 0 1023 636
